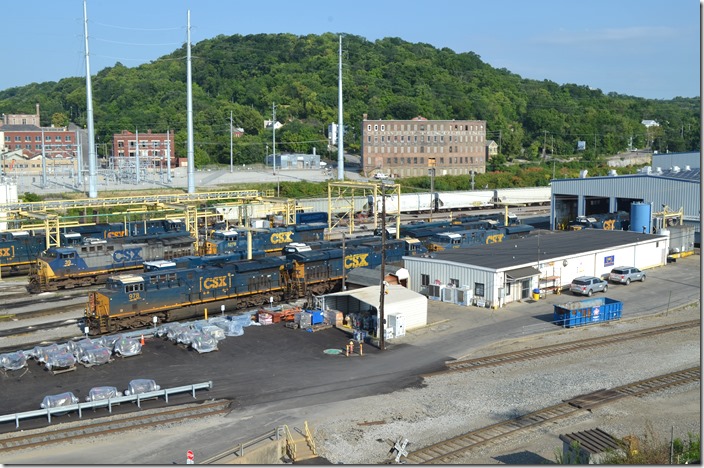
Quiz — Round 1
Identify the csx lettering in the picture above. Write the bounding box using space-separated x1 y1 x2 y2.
602 219 615 230
203 276 228 289
113 248 143 263
270 232 293 244
0 247 14 258
107 232 125 238
486 233 504 244
344 253 369 269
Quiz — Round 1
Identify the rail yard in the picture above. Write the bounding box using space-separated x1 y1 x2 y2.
0 250 698 464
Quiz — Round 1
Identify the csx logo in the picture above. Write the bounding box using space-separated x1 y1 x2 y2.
344 253 369 269
486 233 504 244
602 219 615 230
270 231 293 244
107 232 125 238
202 275 228 289
0 246 14 258
113 248 143 263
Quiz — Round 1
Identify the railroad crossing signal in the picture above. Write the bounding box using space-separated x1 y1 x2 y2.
187 450 194 464
389 437 409 463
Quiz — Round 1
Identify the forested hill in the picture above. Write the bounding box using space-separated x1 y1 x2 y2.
0 32 699 167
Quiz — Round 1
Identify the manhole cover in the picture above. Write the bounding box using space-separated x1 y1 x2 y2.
324 348 343 355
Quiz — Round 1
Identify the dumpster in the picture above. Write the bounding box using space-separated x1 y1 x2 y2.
532 288 541 300
553 297 623 328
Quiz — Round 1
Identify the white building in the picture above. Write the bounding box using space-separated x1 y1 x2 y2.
403 230 668 309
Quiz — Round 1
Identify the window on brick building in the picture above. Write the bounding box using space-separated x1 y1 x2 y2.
393 157 398 164
407 157 411 164
387 158 391 165
440 157 444 164
413 157 418 164
420 146 424 153
374 125 378 131
420 157 424 164
449 146 452 153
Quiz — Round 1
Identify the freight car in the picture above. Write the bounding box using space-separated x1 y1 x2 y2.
85 242 403 334
27 232 196 293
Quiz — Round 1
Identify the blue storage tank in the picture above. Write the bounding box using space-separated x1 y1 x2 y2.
553 297 623 328
630 202 652 234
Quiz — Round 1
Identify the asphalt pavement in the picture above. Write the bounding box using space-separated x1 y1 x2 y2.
0 255 698 434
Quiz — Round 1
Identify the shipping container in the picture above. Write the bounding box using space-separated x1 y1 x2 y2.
553 297 623 328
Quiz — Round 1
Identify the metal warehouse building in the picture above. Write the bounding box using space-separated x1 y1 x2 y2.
550 165 700 242
403 229 667 309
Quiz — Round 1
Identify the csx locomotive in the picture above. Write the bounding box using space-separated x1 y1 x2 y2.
201 223 327 255
85 239 412 334
0 219 188 277
27 231 196 293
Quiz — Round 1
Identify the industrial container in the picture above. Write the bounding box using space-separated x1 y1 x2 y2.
630 202 652 234
553 297 623 328
427 284 444 301
305 310 324 325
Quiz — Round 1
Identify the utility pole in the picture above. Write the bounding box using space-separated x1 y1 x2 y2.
378 183 387 351
135 128 140 183
428 158 436 221
272 102 277 174
341 232 346 291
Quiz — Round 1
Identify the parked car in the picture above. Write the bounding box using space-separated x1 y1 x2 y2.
570 276 608 296
608 266 645 285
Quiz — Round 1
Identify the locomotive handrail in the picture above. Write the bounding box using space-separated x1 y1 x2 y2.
0 381 213 429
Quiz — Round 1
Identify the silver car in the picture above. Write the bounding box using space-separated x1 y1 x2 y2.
609 266 646 285
570 276 608 296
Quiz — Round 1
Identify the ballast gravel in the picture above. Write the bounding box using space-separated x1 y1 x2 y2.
311 305 700 465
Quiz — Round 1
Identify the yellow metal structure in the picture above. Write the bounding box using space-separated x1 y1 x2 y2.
327 181 400 238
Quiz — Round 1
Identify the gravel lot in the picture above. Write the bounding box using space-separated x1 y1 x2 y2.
311 304 701 464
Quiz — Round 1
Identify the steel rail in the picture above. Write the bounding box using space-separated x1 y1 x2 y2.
404 367 700 464
422 319 700 378
0 399 230 452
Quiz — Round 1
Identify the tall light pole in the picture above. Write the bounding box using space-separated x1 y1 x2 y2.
337 35 344 180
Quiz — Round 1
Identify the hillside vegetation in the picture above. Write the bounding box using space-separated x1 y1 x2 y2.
0 33 699 170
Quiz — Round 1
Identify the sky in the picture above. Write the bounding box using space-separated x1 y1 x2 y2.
0 0 700 100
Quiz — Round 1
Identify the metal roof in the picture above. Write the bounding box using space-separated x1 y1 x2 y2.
324 283 425 308
426 229 665 270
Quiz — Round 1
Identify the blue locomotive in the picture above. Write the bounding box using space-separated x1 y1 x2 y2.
0 219 188 277
85 240 407 334
426 224 535 251
27 231 196 293
201 223 327 255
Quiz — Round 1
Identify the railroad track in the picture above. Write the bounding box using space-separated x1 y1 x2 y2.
422 319 700 378
404 367 700 464
0 399 231 452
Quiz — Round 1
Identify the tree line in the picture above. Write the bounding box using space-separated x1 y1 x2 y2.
0 33 699 169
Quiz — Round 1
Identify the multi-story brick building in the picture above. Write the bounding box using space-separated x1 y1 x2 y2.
361 114 487 178
112 129 176 168
0 124 77 156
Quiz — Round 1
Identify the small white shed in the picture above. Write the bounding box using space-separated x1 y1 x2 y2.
320 284 427 339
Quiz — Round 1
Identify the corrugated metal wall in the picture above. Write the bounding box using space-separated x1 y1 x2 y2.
551 175 700 221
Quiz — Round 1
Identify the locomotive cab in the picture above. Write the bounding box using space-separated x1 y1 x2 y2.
203 230 240 255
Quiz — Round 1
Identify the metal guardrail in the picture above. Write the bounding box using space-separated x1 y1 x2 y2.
0 381 213 429
199 426 285 464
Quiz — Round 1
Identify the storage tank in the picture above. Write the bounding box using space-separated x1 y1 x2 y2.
630 202 652 234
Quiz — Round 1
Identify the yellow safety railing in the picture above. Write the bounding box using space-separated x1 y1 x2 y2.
282 424 296 461
304 421 317 455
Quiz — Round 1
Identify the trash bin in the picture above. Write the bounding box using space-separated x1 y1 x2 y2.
532 288 541 300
